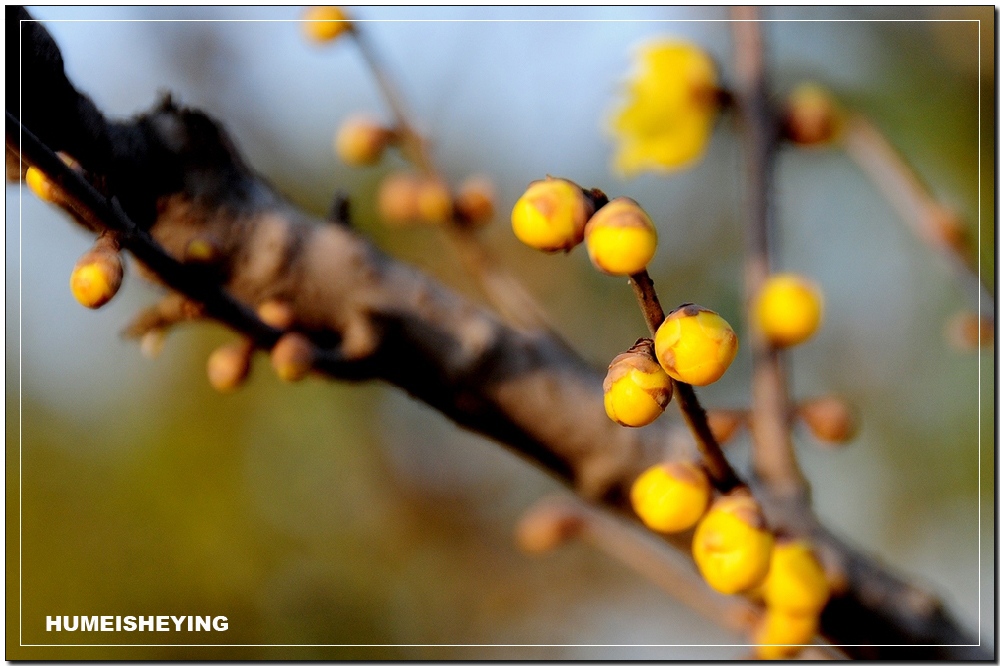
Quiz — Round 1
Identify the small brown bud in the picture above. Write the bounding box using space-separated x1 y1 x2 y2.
271 332 315 382
784 83 841 146
335 115 392 167
946 311 994 351
377 172 421 225
207 340 253 393
257 299 296 330
798 395 858 444
515 498 583 554
922 204 967 253
706 409 747 444
140 329 167 359
415 177 453 224
455 176 496 226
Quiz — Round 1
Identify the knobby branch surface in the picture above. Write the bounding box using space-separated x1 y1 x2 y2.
9 8 988 659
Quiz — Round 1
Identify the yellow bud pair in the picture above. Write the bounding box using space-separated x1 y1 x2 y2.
511 180 658 275
630 460 711 533
655 304 738 387
603 339 672 427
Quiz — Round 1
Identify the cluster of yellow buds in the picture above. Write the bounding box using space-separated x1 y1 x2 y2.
511 179 739 425
629 468 831 656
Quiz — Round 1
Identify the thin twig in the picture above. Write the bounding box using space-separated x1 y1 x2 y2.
842 112 993 319
349 22 553 332
628 270 743 491
518 495 760 634
731 8 808 499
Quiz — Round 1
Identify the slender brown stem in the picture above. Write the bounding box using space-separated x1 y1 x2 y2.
628 270 743 491
350 28 435 173
519 496 760 634
842 112 993 318
349 22 554 332
731 8 808 498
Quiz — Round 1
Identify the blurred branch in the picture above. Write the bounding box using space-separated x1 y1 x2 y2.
10 8 989 659
842 112 993 320
517 495 759 634
731 7 808 499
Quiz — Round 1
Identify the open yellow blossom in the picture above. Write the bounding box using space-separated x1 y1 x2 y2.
610 40 720 176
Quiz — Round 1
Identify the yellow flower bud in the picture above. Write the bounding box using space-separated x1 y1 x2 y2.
455 176 496 227
761 539 830 616
257 299 296 330
25 167 58 202
70 236 123 309
207 341 253 393
378 172 421 225
25 153 78 203
302 6 352 43
654 304 738 386
753 274 823 348
692 491 774 595
784 83 842 147
753 609 819 660
335 115 391 167
510 178 593 253
271 332 315 382
184 237 219 264
415 177 454 224
584 197 657 276
603 339 672 427
797 395 857 445
630 461 711 533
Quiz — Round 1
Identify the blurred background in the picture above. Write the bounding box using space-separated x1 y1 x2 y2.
6 5 993 659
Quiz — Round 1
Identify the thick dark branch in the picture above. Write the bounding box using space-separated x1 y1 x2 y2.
10 10 988 659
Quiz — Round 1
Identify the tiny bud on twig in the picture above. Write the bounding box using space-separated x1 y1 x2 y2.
207 339 254 393
271 332 315 382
